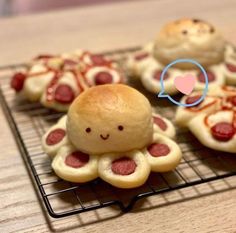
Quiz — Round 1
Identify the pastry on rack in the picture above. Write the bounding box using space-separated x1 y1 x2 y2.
175 85 236 153
11 50 124 112
126 18 236 95
42 84 182 188
188 110 236 153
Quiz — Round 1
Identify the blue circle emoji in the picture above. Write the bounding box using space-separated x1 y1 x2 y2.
157 59 208 107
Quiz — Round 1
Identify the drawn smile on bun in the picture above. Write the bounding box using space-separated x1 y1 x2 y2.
100 134 110 140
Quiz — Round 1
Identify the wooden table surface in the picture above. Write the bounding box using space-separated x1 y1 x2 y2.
1 0 236 232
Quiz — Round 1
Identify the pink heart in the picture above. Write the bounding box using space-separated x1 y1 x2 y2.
174 74 196 95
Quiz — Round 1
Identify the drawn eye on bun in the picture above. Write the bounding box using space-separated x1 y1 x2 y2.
118 125 124 131
85 127 91 133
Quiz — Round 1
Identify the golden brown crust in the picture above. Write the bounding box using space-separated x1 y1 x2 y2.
153 18 225 69
67 84 153 154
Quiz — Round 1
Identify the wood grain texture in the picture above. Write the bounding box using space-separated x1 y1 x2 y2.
0 0 236 232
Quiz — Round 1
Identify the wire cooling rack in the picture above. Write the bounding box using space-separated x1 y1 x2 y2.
1 47 236 219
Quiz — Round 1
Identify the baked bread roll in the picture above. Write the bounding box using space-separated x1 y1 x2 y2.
42 116 69 157
11 50 125 112
143 134 182 172
52 145 98 183
153 18 225 69
98 150 150 188
67 84 153 154
188 110 236 153
125 18 230 96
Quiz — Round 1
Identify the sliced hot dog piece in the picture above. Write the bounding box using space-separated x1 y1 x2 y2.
42 116 69 157
90 54 109 66
152 113 176 138
197 71 215 83
111 157 137 175
11 72 26 92
144 134 182 172
98 150 150 189
147 143 170 157
153 70 169 81
46 128 66 145
94 71 113 85
65 151 89 168
52 145 98 183
54 84 75 104
226 63 236 73
84 66 122 86
185 95 201 105
211 122 235 141
153 116 167 131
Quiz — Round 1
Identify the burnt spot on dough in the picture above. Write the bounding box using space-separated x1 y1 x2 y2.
192 19 201 23
210 26 215 33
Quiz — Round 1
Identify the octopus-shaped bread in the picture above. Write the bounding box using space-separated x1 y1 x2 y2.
127 18 236 95
42 84 182 188
11 50 125 112
175 85 236 153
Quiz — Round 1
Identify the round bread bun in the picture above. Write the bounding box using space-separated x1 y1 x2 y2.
98 150 150 188
153 18 225 69
67 84 153 154
52 145 98 183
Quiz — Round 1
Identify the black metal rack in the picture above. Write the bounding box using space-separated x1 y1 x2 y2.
0 48 236 219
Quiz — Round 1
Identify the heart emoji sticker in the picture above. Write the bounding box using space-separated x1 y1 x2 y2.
174 74 196 95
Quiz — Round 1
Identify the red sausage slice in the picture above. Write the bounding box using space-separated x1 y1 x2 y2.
197 71 215 83
94 71 113 85
46 128 66 145
35 54 54 60
63 59 78 66
185 95 201 105
65 151 89 168
147 143 170 157
134 52 149 61
111 157 137 175
54 84 75 104
211 122 235 141
90 54 108 66
153 70 169 81
153 116 167 131
230 96 236 106
226 63 236 73
11 72 26 92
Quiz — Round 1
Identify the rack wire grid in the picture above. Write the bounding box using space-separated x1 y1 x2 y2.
0 47 236 219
